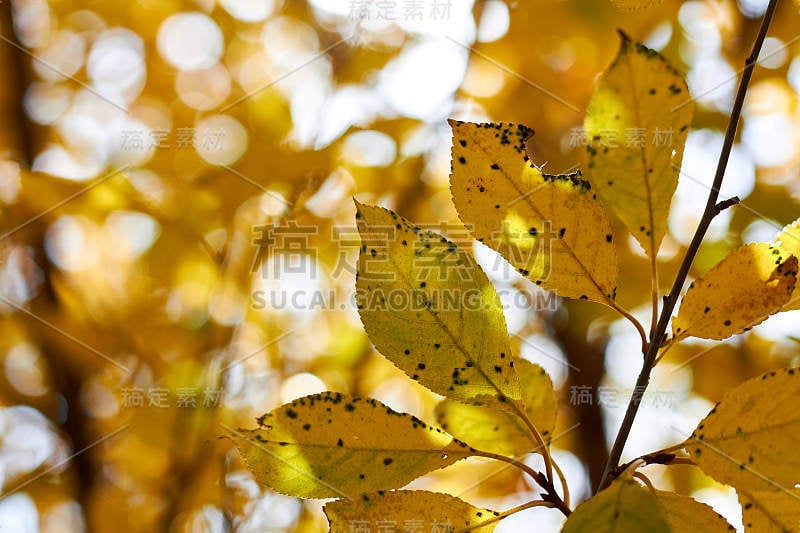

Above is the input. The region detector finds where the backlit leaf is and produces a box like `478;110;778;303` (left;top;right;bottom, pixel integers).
355;201;522;410
434;358;557;456
562;478;670;533
739;488;800;532
774;217;800;310
228;392;475;498
584;31;693;258
324;491;498;533
654;490;734;532
449;120;618;304
672;243;797;340
686;367;800;494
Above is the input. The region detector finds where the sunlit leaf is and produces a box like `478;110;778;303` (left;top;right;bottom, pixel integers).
355;201;522;410
584;31;693;258
324;490;498;533
449;120;618;304
739;488;800;532
672;243;797;340
562;478;670;532
228;392;475;498
774;218;800;310
686;367;800;494
654;490;734;532
434;358;557;456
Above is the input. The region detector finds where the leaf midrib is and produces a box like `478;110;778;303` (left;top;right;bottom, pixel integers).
384;239;517;404
249;435;474;456
621;45;657;259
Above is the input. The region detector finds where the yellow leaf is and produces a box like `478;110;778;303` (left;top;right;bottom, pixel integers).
654;490;735;532
228;392;474;498
355;201;522;410
686;367;800;494
434;358;557;456
672;243;797;340
774;218;800;310
609;0;664;10
562;478;670;533
739;488;800;532
324;490;498;533
449;120;618;304
584;31;693;258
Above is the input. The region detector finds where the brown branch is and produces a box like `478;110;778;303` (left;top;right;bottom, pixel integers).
597;0;780;492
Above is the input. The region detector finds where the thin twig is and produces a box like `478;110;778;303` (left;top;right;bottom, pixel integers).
610;445;696;480
457;500;556;533
552;456;571;509
653;336;677;366
633;471;656;491
472;449;571;516
649;254;659;341
511;401;555;484
597;0;780;492
610;300;648;354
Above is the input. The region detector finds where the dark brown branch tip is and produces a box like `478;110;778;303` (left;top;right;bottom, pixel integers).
715;196;740;214
534;471;572;516
608;452;678;481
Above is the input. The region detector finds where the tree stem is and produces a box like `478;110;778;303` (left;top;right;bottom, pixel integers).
475;449;571;516
596;0;779;493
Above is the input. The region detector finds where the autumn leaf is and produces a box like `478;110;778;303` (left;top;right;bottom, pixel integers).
434;358;557;456
738;488;800;532
774;217;800;310
672;243;797;341
686;367;800;495
654;490;734;532
355;201;522;410
228;392;476;498
324;491;498;533
562;478;670;532
449;120;618;304
584;31;693;259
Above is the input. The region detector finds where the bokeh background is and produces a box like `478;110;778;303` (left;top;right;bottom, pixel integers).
0;0;799;531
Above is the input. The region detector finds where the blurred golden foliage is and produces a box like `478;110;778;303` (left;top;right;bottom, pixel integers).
0;0;799;531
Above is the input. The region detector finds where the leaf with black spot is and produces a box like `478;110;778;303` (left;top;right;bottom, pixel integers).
686;367;800;496
325;491;498;532
672;243;797;341
584;31;693;259
434;358;557;456
738;487;800;532
773;217;800;310
355;201;522;412
653;490;735;532
228;392;476;498
449;120;618;304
